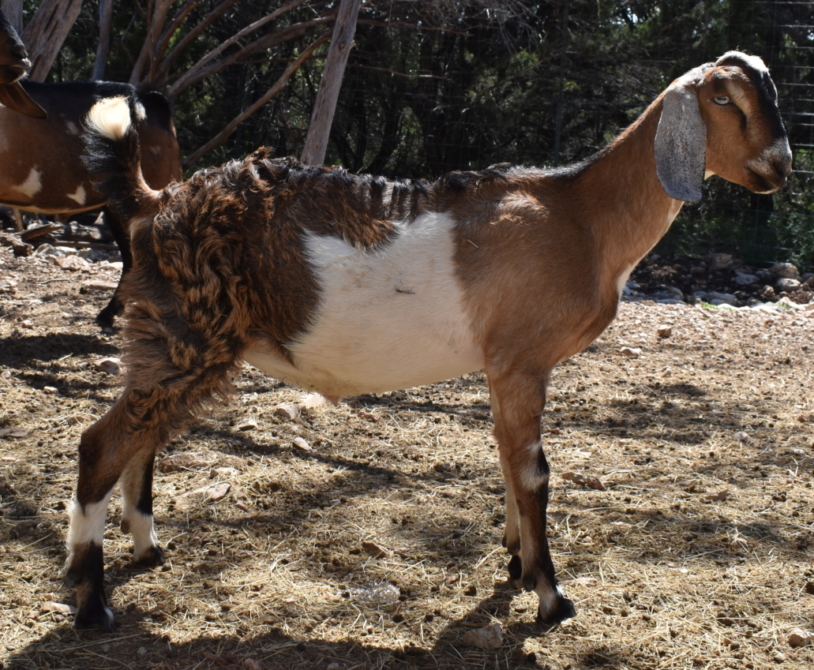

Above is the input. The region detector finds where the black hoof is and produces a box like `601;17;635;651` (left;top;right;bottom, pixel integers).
537;597;576;627
507;554;523;582
133;545;164;568
94;309;115;330
74;598;115;633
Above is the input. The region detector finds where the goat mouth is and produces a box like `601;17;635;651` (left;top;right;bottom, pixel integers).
3;61;29;80
746;167;785;194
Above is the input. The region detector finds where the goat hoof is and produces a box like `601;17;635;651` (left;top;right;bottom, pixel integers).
536;596;576;628
133;545;164;567
74;599;115;633
507;554;522;582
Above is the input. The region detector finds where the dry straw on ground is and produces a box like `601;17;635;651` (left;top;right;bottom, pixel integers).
1;244;813;669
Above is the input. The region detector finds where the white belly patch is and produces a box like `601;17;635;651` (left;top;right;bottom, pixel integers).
243;211;484;397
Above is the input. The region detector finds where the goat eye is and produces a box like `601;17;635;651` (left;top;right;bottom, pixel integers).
713;96;730;105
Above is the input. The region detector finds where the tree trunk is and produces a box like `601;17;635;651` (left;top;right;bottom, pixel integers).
300;0;362;165
21;0;83;82
0;0;23;33
92;0;115;81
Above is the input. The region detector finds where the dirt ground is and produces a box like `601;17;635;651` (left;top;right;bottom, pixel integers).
1;240;814;670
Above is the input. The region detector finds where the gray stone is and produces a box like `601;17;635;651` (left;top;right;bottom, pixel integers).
771;262;799;279
707;291;738;306
776;277;801;292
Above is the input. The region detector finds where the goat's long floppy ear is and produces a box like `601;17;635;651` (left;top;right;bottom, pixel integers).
0;81;47;118
654;75;705;203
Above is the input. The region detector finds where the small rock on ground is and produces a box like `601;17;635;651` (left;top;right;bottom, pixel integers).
461;623;504;649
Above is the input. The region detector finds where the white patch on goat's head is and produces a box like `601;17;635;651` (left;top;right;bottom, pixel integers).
65;120;80;136
9;166;42;198
243;211;484;397
716;51;769;76
134;102;147;121
66;184;86;206
86;96;131;140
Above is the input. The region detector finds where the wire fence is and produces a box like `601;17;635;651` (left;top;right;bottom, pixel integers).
312;0;814;269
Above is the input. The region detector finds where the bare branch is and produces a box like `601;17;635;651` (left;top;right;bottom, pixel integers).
170;0;306;89
21;0;83;81
184;31;331;169
92;0;115;81
168;17;331;97
129;0;173;85
301;0;362;165
154;1;201;65
151;0;241;85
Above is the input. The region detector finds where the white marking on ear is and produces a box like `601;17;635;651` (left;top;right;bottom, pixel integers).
66;184;86;206
122;506;159;560
655;69;707;203
86;96;131;140
134;102;146;121
519;440;549;491
10;167;42;198
66;491;113;559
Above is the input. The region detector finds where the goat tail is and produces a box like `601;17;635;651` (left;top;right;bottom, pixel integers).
83;95;162;228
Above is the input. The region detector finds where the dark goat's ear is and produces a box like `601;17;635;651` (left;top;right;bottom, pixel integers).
0;81;47;118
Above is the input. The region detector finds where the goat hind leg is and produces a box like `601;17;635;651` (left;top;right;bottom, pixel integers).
67;401;143;631
120;452;163;567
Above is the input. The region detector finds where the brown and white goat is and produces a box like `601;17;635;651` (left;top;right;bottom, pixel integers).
0;7;44;118
68;52;791;631
0;81;181;327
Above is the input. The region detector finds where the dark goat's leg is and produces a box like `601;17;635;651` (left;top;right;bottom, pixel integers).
95;208;132;328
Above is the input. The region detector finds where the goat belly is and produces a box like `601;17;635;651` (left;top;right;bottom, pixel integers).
243;211;484;397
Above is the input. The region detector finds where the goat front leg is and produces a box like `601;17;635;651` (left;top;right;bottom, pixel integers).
489;368;575;625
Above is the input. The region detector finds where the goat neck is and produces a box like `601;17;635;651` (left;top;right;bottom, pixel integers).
571;96;682;294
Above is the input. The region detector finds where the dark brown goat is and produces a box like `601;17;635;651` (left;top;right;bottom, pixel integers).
0;83;181;327
68;53;791;631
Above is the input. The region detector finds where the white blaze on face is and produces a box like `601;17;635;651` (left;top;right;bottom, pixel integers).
243;211;484;397
67;184;86;206
10;166;42;198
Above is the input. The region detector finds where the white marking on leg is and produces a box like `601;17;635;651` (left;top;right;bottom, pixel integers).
66;184;86;206
537;582;568;619
122;504;159;560
519;440;549;491
10;167;42;198
66;491;113;562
